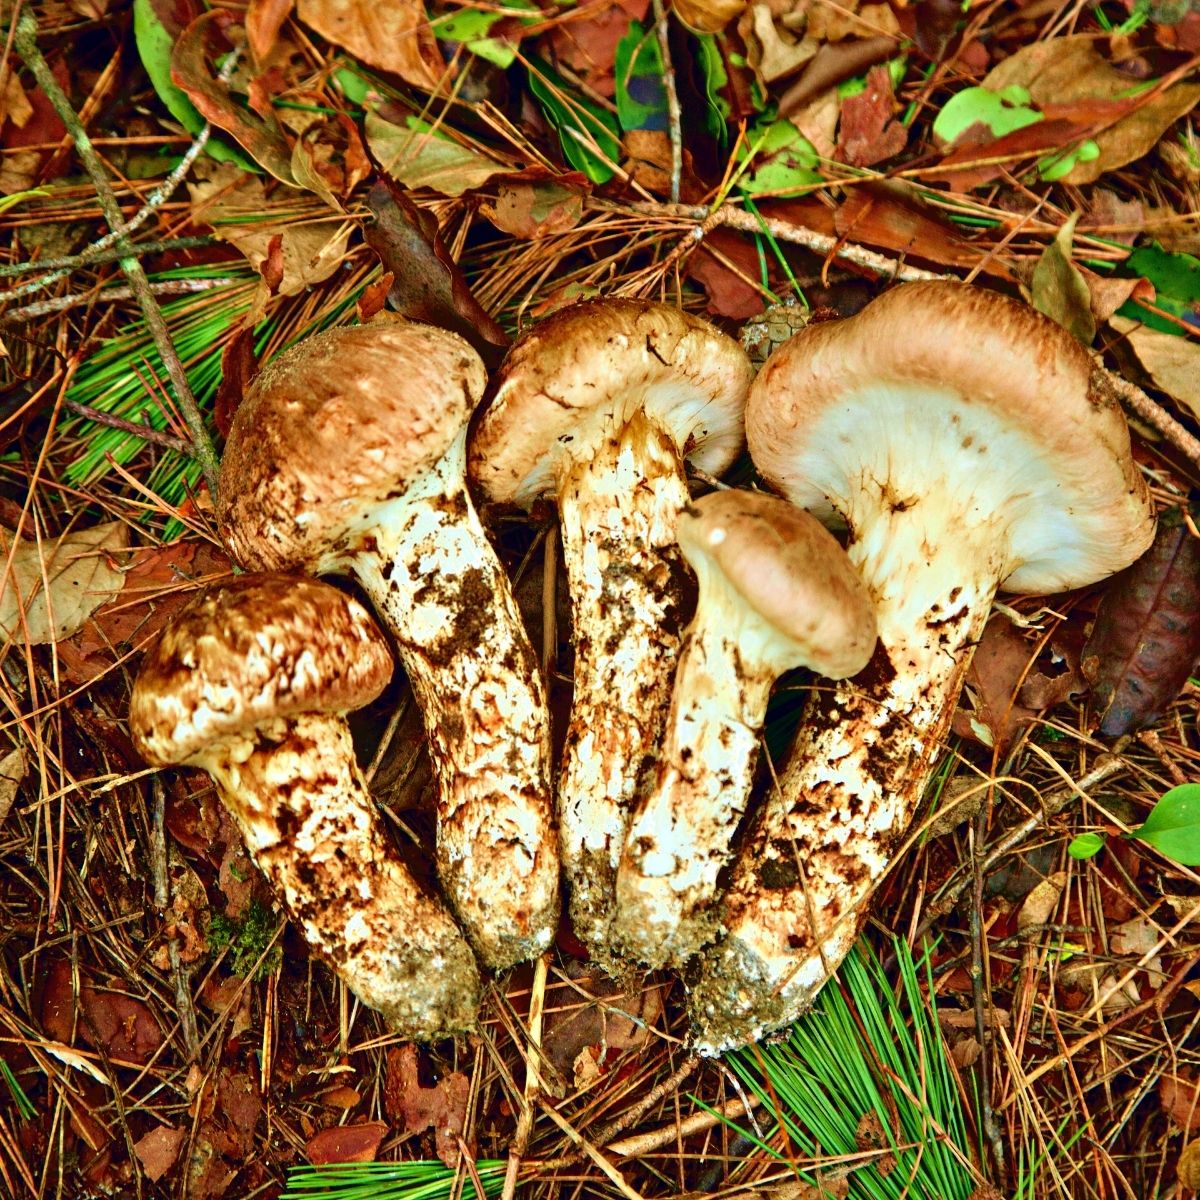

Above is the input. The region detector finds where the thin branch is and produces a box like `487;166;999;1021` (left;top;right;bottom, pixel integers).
650;0;682;205
0;235;215;280
2;277;239;323
1101;365;1200;475
11;12;222;499
61;399;194;454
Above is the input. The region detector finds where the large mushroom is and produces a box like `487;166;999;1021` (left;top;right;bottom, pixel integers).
612;489;876;968
129;574;482;1040
217;321;557;970
469;300;753;957
689;282;1157;1053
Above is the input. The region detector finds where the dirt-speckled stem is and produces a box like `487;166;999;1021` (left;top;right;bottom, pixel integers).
614;608;778;967
689;515;1000;1053
329;431;558;970
556;411;693;959
199;713;482;1040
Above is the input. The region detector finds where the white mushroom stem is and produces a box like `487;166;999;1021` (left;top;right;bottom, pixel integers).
614;587;781;967
690;507;1001;1053
197;712;482;1040
555;409;693;956
323;430;558;970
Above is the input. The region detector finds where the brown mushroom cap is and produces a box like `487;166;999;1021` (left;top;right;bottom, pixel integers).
678;490;877;679
218;322;487;572
130;574;393;766
747;282;1155;594
470;299;753;507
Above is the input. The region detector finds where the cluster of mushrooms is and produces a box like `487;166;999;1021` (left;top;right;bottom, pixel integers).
128;282;1157;1054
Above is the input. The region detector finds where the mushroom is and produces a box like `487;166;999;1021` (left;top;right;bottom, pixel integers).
217;321;557;970
469;300;753;957
129;574;482;1040
612;489;876;968
689;282;1157;1053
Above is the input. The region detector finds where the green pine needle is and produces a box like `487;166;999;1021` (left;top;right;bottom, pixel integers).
281;1159;507;1200
1;1060;35;1121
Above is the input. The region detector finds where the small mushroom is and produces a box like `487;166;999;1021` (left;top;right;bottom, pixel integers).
469;300;753;957
689;282;1157;1053
612;489;876;968
129;574;482;1040
217;322;557;970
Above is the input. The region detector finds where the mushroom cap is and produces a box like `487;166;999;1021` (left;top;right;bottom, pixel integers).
219;321;487;571
469;299;753;507
747;282;1155;595
678;490;877;679
130;574;393;766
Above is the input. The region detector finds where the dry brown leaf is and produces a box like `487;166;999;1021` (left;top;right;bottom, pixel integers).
246;0;295;60
366;110;512;195
1179;1139;1200;1188
686;228;765;319
950;616;1039;751
0;521;128;646
1111;914;1166;988
838;65;907;166
1017;871;1066;934
1110;316;1200;420
671;0;744;33
385;1045;470;1167
306;1122;388;1164
1161;1071;1200;1132
745;3;818;84
0;73;33;129
296;0;445;92
134;1126;186;1183
0;746;25;829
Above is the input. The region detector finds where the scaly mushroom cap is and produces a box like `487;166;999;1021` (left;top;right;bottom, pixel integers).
469;299;752;505
677;490;877;680
747;282;1155;592
131;574;393;766
219;322;487;572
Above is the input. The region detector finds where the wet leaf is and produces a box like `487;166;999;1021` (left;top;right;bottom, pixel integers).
0;522;128;646
1031;213;1095;343
1083;506;1200;736
134;1126;186;1182
385;1045;469;1167
171;13;296;183
364;178;508;366
306;1121;388;1164
365;110;513;195
1109;316;1200;420
1133;784;1200;865
296;0;446;91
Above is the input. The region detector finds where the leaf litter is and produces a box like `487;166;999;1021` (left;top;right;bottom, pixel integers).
3;0;1200;1196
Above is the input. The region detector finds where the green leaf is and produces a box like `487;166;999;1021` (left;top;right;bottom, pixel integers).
695;34;730;143
132;0;253;169
1037;138;1099;182
526;57;620;183
735;118;820;198
932;84;1042;144
1118;242;1200;334
1067;832;1106;860
1031;213;1095;343
1131;783;1200;864
614;22;667;132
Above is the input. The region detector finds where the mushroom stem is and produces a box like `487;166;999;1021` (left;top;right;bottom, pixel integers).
329;431;558;969
614;601;778;966
690;511;999;1053
556;409;693;955
198;712;482;1040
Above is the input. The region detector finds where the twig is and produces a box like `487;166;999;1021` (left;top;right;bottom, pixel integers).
606;1089;755;1158
501;952;550;1200
600;199;951;284
649;0;682;204
12;12;222;500
2;277;239;323
61;400;194;454
1100;365;1200;475
0;235;215;281
538;1100;648;1200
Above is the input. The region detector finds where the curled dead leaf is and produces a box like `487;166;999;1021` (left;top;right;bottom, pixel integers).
671;0;744;33
0;745;25;829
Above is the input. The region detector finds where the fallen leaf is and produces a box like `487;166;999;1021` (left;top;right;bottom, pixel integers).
744;3;818;85
1180;1139;1200;1188
0;522;128;645
296;0;445;92
950;616;1039;752
0;73;33;129
1111;913;1167;988
686;227;766;319
671;0;743;33
364;178;508;367
1161;1071;1200;1132
214;324;259;439
306;1121;388;1164
1110;316;1200;421
479;177;586;239
1017;871;1066;933
171;12;296;184
291;111;371;205
80;985;164;1065
547;0;649;98
246;0;295;60
385;1045;470;1168
1082;506;1200;737
1031;213;1095;343
837;65;907;167
134;1125;186;1183
778;37;895;118
366;110;513;195
0;746;25;828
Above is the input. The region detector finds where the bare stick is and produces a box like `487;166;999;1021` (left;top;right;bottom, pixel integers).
1101;366;1200;474
3;277;239;323
606;1090;756;1158
61;400;194;454
12;12;221;500
649;0;682;204
0;236;214;281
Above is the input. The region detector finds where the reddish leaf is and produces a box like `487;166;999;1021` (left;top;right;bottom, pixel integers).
80;985;164;1065
951;616;1039;752
686;227;765;319
1160;1071;1200;1132
306;1121;388;1164
364;178;508;368
134;1126;186;1183
171;12;297;183
214;325;260;438
547;0;650;97
837;66;908;167
246;0;295;60
357;271;394;322
1084;506;1200;737
779;38;895;117
385;1045;470;1167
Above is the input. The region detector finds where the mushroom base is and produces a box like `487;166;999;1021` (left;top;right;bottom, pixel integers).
690;515;1000;1053
201;712;483;1040
556;409;693;962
